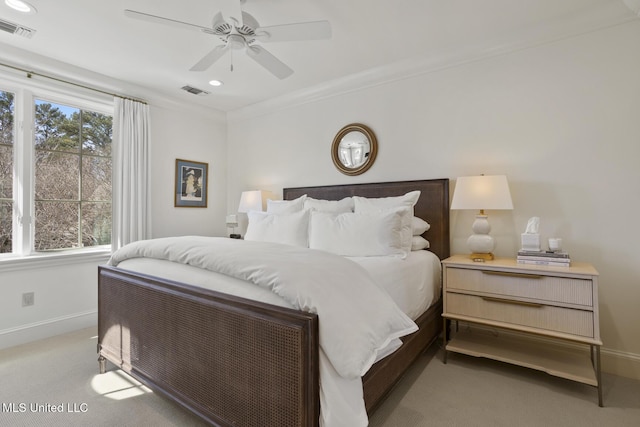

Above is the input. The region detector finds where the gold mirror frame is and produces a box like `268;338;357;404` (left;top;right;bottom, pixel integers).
331;123;378;176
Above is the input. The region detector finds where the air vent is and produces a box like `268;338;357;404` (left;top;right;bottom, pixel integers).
0;18;36;38
181;85;210;96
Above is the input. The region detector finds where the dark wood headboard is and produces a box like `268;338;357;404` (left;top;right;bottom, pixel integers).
283;179;450;260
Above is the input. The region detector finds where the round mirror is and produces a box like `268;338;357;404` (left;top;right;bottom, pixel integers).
331;123;378;176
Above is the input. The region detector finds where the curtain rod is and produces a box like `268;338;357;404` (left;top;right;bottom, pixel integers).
0;62;148;105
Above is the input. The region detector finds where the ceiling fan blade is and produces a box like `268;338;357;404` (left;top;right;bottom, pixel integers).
256;20;331;43
124;9;215;35
246;46;293;79
190;45;229;71
218;0;244;27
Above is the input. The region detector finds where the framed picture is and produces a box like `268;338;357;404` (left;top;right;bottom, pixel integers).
175;159;208;208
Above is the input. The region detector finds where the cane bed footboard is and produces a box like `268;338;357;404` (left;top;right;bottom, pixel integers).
98;266;319;427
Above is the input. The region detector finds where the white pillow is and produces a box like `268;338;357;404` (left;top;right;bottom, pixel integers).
245;209;309;247
266;194;307;214
411;236;430;251
352;190;420;212
309;209;408;257
304;196;354;213
353;191;420;253
412;216;431;236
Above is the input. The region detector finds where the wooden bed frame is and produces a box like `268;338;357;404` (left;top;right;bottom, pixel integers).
97;178;449;426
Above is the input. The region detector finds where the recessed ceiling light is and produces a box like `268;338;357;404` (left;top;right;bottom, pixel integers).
208;80;223;87
5;0;37;14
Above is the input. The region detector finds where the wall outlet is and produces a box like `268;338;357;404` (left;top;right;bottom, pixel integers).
22;292;34;307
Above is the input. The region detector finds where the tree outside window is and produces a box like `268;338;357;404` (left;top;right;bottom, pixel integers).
34;99;112;251
0;90;13;253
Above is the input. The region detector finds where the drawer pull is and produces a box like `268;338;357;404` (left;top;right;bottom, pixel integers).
482;296;543;308
483;271;543;279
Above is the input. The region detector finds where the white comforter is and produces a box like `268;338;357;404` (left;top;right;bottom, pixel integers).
108;236;418;426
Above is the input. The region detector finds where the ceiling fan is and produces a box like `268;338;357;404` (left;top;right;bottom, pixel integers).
124;0;332;79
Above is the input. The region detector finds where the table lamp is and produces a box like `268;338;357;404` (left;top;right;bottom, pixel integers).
451;175;513;261
235;190;269;238
238;190;268;213
225;214;239;238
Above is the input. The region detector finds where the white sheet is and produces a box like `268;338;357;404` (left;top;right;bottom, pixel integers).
110;239;440;427
348;250;442;321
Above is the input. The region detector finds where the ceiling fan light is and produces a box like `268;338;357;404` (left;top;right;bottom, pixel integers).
5;0;37;14
227;34;245;50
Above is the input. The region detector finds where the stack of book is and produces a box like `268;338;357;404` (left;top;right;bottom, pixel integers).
517;250;571;266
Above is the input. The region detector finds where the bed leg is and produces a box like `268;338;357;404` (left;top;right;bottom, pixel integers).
98;355;107;374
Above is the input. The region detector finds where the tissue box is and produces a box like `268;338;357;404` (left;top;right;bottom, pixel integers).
521;233;541;252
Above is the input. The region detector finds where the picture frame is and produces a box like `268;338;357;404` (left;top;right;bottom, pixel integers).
175;159;208;208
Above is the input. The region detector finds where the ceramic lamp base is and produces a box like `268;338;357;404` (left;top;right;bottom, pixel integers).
466;214;496;261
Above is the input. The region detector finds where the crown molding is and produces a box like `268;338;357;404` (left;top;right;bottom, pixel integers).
623;0;640;15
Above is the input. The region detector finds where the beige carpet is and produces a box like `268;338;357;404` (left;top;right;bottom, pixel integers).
1;327;639;426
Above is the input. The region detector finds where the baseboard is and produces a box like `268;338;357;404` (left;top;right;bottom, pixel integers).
0;310;97;350
601;348;640;381
449;322;640;381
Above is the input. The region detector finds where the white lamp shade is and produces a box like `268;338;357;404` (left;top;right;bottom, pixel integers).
238;190;268;213
451;175;513;211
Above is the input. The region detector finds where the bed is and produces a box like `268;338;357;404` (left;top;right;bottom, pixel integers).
97;178;450;426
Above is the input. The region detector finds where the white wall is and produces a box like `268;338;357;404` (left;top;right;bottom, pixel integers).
0;257;105;349
148;104;227;239
226;21;640;379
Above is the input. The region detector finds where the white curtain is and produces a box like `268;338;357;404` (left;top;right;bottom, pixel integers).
112;98;151;251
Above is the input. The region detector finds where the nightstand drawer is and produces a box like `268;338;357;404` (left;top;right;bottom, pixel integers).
446;292;595;337
446;267;593;307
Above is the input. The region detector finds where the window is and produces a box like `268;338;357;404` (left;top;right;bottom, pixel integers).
34;99;112;251
0;90;13;253
0;82;113;256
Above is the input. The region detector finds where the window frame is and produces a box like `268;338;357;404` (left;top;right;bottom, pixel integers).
0;70;114;267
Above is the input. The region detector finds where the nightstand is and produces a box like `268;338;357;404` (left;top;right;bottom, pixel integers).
442;255;603;406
